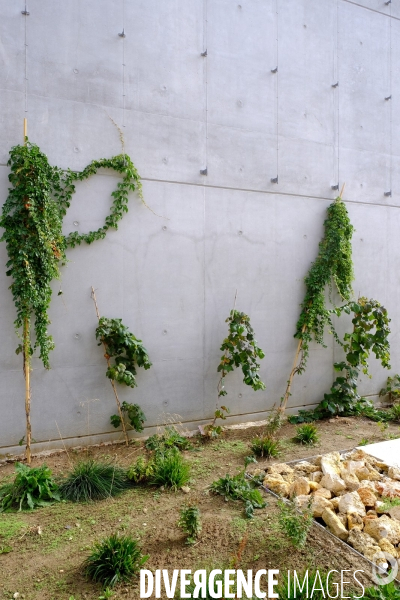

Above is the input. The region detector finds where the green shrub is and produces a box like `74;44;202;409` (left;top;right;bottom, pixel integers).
59;460;129;502
250;435;281;458
178;503;202;545
0;462;60;512
277;498;313;549
127;456;154;484
294;423;320;446
211;471;266;518
390;403;400;422
150;448;190;490
145;426;192;453
83;533;148;588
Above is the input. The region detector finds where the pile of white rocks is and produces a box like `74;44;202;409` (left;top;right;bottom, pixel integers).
248;449;400;567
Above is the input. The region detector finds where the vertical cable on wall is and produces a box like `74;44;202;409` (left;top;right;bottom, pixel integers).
332;0;340;191
271;0;279;184
22;2;29;120
118;0;126;129
385;3;393;197
200;0;208;176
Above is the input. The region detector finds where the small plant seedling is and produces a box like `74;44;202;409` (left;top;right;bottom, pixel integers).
83;534;148;588
379;374;400;404
150;448;191;490
127;456;154;484
244;455;258;468
277;498;313;549
0;462;60;512
145;426;192;453
59;460;129;502
178;503;202;545
294;423;320;446
211;471;266;519
99;588;115;599
359;438;369;446
250;435;281;458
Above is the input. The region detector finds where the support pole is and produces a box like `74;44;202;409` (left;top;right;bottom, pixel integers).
91;287;129;446
23;117;31;464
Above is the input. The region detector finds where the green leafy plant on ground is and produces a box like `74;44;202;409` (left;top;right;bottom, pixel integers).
110;402;146;433
178;503;202;545
145;426;192;453
127;456;154;484
150;448;191;490
277;498;313;549
210;471;266;519
83;533;148;588
379;374;400;404
59;460;129;502
205;309;265;438
0;462;60;512
294;423;320;446
380;496;400;512
319;298;391;416
250;435;281;458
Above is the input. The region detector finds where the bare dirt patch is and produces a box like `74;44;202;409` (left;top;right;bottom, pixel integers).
0;416;399;599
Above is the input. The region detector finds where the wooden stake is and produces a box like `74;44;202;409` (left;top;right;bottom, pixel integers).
280;328;305;413
23;118;32;464
91;287;129;446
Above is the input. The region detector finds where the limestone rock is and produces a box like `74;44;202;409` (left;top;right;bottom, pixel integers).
341;470;360;492
375;480;400;498
355;466;371;481
330;497;340;510
314;487;332;500
376;462;389;472
339;492;366;517
310;495;333;518
294;461;320;474
365;465;382;482
320;473;346;494
367;510;378;516
378;538;398;558
322;508;349;541
289;477;310;498
357;487;377;507
267;463;294;476
375;501;387;514
337;513;347;527
349;449;369;461
321;452;342;476
263;475;290;497
388;467;400;481
343;460;365;474
363;514;378;526
293;495;312;511
310;471;323;483
364;514;400;544
347;529;384;564
309;481;320;492
389;506;400;522
348;513;364;531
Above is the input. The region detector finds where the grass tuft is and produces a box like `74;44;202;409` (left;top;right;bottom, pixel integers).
150;448;190;490
250;435;281;458
294;423;320;446
59;460;129;502
83;533;148;588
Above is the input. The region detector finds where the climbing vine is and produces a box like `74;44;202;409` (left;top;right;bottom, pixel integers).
319;297;391;415
295;196;354;371
95;317;151;432
0;139;142;459
280;194;354;413
204;310;265;438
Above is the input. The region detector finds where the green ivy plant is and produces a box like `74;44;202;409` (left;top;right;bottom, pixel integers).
319;298;391;415
0;139;142;459
95;317;151;432
203;310;265;438
280;194;354;413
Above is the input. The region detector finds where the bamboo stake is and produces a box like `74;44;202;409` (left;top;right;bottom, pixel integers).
90;287;129;446
23;118;32;464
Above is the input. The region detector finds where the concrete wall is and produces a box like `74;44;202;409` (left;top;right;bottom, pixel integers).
1;0;399;453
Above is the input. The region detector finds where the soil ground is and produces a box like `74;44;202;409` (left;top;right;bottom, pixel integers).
1;416;399;600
